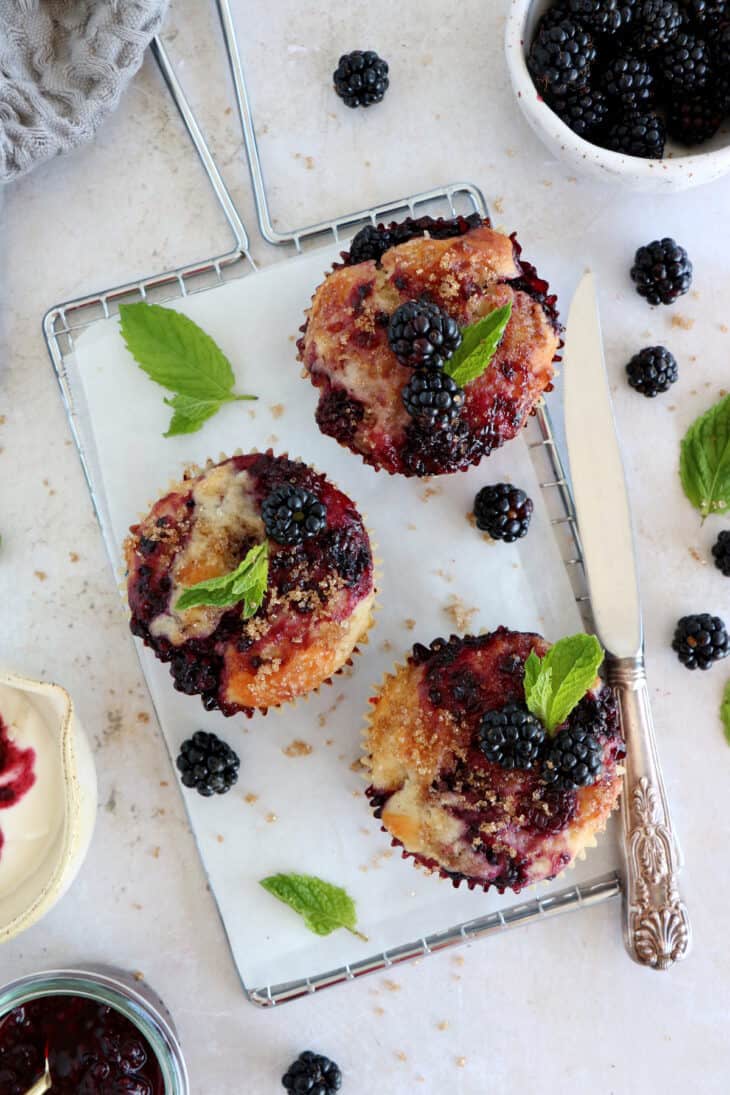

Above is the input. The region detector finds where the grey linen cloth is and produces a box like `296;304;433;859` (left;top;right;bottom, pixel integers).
0;0;168;183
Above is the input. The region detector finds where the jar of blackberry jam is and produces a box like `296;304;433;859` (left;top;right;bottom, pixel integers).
0;968;189;1094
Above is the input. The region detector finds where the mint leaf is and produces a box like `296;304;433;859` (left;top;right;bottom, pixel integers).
680;393;730;520
119;301;256;435
721;681;730;747
175;541;268;616
444;303;512;388
523;633;604;735
260;873;367;941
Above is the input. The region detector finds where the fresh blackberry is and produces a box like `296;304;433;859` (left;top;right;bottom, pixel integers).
478;703;546;770
527;19;597;99
606;110;666;157
282;1051;342;1094
388;300;462;369
568;0;634;33
625;345;678;395
631;238;692;304
660;32;713;92
711;531;730;577
333;50;389;108
537;2;573;33
402;370;465;425
713;23;730;69
687;0;728;28
553;86;611;137
262;484;327;546
633;0;682;51
667;92;724;144
543;726;603;789
347;224;391;264
176;731;240;797
473;483;534;542
603;54;655;107
672;613;730;669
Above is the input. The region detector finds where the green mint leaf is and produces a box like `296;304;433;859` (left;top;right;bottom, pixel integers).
163;393;228;436
523;633;604;735
175;541;269;615
444;302;512;388
260;873;367;941
680;393;730;520
721;681;730;747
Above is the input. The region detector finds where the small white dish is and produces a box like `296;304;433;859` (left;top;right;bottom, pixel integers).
0;670;97;942
505;0;730;192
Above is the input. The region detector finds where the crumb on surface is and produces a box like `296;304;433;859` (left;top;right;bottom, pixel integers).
244;792;259;805
216;834;224;843
670;314;694;330
395;1051;407;1063
265;812;278;823
421;486;441;502
492;197;504;214
404;618;416;631
381;639;393;652
456;1057;467;1068
688;547;706;565
34;570;47;581
383;979;401;992
444;594;479;632
137;711;150;723
270;403;285;418
373;1006;385;1016
282;739;313;758
133;971;145;982
437;1020;450;1031
69;552;79;562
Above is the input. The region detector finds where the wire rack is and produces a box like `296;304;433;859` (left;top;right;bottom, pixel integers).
42;33;621;1007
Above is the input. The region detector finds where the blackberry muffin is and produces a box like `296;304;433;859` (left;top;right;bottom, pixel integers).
125;453;375;716
297;215;560;476
364;628;624;892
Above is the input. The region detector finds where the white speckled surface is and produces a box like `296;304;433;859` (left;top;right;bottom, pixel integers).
1;1;729;1091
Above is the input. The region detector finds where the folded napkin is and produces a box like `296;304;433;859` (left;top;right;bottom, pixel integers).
0;0;168;183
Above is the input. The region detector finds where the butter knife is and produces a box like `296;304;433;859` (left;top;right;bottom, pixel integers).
563;271;691;970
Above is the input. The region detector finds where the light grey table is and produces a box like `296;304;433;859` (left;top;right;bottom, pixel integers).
1;1;729;1091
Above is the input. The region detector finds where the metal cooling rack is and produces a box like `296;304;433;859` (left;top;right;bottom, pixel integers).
43;31;621;1007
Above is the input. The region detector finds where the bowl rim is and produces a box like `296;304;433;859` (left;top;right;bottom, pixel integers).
0;671;97;942
504;0;730;176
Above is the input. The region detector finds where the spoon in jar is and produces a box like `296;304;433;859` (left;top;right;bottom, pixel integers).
22;1051;52;1095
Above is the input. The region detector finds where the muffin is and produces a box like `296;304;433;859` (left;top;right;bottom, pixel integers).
297;215;560;476
125;452;375;716
364;628;624;892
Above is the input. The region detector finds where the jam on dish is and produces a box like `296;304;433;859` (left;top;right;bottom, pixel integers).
365;628;625;892
0;994;164;1094
298;215;560;477
0;714;36;863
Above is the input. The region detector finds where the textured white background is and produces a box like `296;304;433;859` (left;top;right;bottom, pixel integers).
1;1;729;1092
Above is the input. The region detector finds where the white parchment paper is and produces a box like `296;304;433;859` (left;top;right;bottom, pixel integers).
69;244;619;990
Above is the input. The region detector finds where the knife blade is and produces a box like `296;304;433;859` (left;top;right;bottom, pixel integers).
563;271;690;970
563;271;642;658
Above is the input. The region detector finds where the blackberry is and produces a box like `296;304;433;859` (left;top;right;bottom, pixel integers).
713;23;730;69
687;0;728;28
402;370;465;425
606;110;666;157
633;0;682;51
712;531;730;577
473;483;534;542
333;50;389;108
567;0;634;33
478;703;546;770
603;55;655;107
537;3;574;33
176;731;240;797
553;86;610;137
543;726;603;789
625;345;678;395
527;19;597;99
282;1051;342;1094
262;484;327;546
388;300;462;369
347;224;391;264
667;92;724;144
660;32;713;92
673;613;730;669
631;238;692;304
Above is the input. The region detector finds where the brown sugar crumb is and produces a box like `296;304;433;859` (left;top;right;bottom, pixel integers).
404;618;416;631
159;781;169;788
282;739;313;758
455;1057;467;1069
350;757;364;773
34;570;47;581
373;1006;385;1016
421;485;442;502
436;1020;450;1031
670;314;694;331
216;834;224;843
433;568;454;583
150;846;160;859
452;955;465;966
133;971;145;982
383;979;401;992
467;511;477;528
269;403;285;419
395;1051;407;1063
265;812;278;823
137;712;150;723
689;546;706;565
69;552;80;563
244;792;259;805
445;595;479;632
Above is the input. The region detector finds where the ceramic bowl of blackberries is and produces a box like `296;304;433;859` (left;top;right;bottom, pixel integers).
505;0;730;190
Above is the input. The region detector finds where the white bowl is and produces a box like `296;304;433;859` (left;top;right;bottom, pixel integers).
0;671;97;942
505;0;730;191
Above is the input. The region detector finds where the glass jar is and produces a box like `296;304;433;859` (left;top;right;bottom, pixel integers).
0;966;189;1094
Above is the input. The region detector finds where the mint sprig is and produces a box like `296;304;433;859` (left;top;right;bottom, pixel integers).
260;873;367;941
523;633;604;735
119;301;257;436
175;541;269;616
721;680;730;747
680;393;730;520
443;302;512;388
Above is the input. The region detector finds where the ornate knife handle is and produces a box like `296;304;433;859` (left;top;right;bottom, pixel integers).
605;655;691;970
